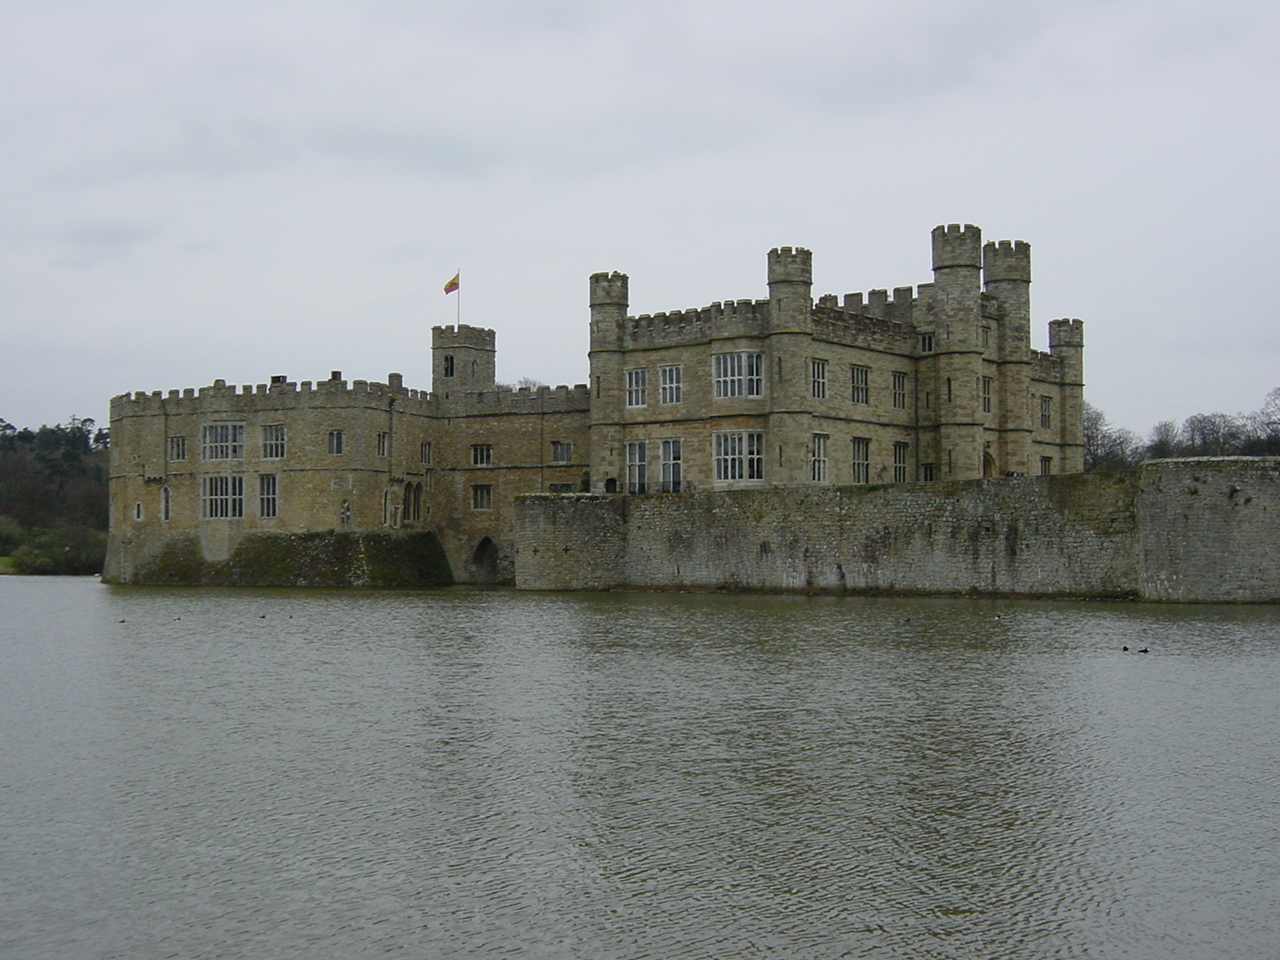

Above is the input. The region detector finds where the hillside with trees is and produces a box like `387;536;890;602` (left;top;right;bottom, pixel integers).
0;417;109;574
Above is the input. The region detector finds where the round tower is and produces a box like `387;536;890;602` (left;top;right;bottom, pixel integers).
589;272;628;351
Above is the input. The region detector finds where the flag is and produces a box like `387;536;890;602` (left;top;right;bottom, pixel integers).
443;273;460;294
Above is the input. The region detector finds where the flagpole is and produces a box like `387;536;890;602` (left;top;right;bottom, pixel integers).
456;268;460;325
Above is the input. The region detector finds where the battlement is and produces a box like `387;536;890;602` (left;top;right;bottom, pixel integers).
983;240;1031;283
432;324;495;350
589;271;629;307
110;372;433;417
931;223;983;270
607;299;771;349
434;383;591;416
1048;318;1085;348
767;246;813;284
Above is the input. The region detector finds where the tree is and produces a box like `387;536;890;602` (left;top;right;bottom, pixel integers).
1083;402;1142;472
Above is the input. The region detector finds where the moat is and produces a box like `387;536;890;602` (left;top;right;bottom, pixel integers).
3;577;1278;959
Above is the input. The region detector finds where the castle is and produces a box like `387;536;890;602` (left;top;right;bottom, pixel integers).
105;224;1084;586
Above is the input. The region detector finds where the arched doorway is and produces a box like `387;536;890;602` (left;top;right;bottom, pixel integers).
983;452;996;478
472;536;500;583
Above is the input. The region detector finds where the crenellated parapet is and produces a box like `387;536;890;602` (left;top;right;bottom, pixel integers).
931;223;983;270
1049;318;1085;349
434;383;591;416
983;239;1031;283
610;299;771;349
110;373;437;419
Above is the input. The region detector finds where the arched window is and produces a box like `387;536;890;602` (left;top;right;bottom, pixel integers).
162;487;171;521
340;499;351;525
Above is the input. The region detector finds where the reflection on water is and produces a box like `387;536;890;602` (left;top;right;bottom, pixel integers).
2;577;1279;959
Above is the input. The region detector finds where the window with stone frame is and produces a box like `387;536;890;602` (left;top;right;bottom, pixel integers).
471;444;492;466
982;377;994;414
713;352;764;398
626;440;647;494
201;475;244;519
811;360;827;400
851;437;870;484
660;438;682;492
892;372;908;410
893;442;909;482
851;365;870;404
201;423;244;460
167;436;187;461
471;484;493;510
420;440;432;465
1040;456;1053;476
376;432;390;457
261;424;286;459
1040;396;1053;429
551;441;572;463
714;432;764;481
259;474;278;518
810;433;828;482
659;365;682;404
626;368;647;407
327;430;344;455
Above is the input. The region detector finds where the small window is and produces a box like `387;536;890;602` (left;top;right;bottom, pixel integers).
920;333;934;354
328;430;344;455
892;372;907;410
420;440;433;465
851;438;870;484
161;486;171;521
810;433;828;482
133;501;143;521
626;368;647;407
259;474;278;518
659;365;682;404
443;355;455;378
811;360;827;400
551;441;572;463
261;424;286;459
921;463;936;481
982;326;991;348
167;436;187;461
1040;456;1053;476
472;484;493;510
982;377;993;414
893;442;909;483
1040;396;1053;429
471;444;492;466
851;365;869;404
376;432;390;457
340;499;352;525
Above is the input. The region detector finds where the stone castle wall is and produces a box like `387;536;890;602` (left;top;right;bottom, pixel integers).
515;459;1280;603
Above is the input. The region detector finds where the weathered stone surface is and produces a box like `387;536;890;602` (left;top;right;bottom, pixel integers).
516;459;1280;603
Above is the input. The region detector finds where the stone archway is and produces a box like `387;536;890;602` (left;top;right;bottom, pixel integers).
471;536;500;583
983;452;996;478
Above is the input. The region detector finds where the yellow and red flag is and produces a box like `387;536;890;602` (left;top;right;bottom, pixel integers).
443;273;460;294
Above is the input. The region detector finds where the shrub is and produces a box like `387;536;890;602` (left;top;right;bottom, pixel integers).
11;526;108;575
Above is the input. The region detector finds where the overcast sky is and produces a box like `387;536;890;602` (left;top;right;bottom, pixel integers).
2;0;1277;436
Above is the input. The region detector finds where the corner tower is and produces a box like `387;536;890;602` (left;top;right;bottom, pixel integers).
931;224;985;479
587;271;630;493
984;239;1033;475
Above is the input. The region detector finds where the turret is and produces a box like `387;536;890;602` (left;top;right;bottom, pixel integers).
767;247;813;332
589;271;628;351
984;239;1033;474
1049;319;1085;473
432;324;496;395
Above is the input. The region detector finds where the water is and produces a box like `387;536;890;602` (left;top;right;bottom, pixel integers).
2;576;1279;960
